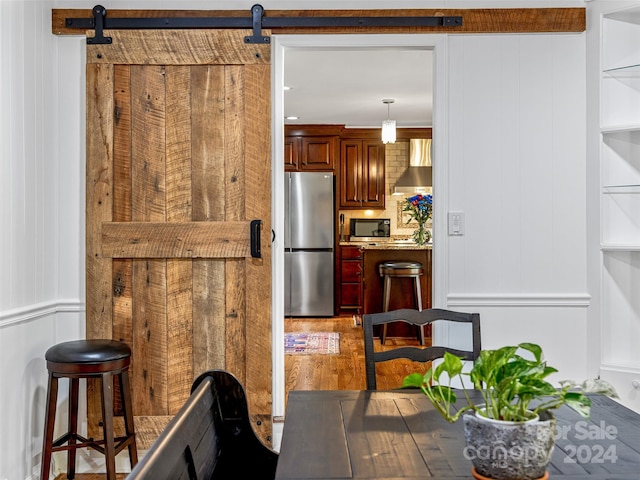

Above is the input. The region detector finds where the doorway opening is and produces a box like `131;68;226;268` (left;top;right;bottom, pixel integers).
271;34;448;446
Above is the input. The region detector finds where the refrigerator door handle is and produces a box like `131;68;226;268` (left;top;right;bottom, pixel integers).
250;219;262;258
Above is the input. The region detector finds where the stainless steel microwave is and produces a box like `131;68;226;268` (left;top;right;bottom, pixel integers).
349;218;391;239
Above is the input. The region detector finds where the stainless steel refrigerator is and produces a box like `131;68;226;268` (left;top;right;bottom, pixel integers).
284;172;334;317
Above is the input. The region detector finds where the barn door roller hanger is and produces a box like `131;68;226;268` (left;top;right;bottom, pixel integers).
67;4;463;45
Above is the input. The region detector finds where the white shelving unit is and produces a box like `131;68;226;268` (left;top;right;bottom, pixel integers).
599;4;640;407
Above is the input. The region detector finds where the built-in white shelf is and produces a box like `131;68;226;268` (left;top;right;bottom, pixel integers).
602;244;640;252
604;5;640;24
603;63;640;74
602;184;640;192
601;124;640;134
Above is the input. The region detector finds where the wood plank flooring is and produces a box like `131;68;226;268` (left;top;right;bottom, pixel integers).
284;314;430;393
54;315;430;480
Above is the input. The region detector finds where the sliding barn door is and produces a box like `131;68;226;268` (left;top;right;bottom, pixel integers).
85;29;272;446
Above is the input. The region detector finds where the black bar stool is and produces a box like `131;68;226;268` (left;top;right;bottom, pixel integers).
40;339;138;480
378;261;424;345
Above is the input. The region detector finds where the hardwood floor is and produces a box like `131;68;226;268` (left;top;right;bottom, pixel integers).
284;314;430;394
54;315;430;480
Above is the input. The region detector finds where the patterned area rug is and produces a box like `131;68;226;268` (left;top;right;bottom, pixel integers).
284;332;340;355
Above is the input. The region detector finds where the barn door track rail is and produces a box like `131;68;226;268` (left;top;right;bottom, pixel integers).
65;4;463;45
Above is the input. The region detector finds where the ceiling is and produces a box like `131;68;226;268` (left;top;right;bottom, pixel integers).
283;47;433;128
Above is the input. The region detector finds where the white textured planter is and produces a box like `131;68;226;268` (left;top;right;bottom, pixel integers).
463;410;556;480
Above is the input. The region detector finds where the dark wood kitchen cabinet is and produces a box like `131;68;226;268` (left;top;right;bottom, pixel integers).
284;126;340;172
284;136;300;171
285;135;336;172
339;139;385;209
300;136;337;170
338;245;363;313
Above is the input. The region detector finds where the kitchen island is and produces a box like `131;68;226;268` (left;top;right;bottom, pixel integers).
358;244;432;314
362;244;431;340
338;241;432;339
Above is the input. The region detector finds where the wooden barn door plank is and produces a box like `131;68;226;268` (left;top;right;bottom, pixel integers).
223;65;248;383
244;63;272;431
130;64;168;416
192;64;227;377
165;65;194;415
86;63;115;435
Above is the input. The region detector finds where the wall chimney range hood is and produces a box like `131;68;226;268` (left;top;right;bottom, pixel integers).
393;139;432;194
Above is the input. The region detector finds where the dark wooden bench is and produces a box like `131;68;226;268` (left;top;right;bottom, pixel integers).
126;370;278;480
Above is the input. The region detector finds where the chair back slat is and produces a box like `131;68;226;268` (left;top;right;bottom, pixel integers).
363;308;481;390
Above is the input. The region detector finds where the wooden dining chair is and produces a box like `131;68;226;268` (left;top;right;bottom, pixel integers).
363;308;481;390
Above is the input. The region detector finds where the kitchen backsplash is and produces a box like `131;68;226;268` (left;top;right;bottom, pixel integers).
339;141;433;239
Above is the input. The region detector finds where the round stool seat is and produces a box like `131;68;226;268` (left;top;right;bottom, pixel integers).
46;339;131;364
379;261;423;277
45;339;131;375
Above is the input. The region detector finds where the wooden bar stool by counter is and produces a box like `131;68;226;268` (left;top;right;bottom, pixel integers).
379;261;424;345
40;339;138;480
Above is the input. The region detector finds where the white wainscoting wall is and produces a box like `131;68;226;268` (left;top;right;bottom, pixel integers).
1;1;85;479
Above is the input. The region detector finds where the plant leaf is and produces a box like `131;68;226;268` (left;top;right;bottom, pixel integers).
402;372;426;389
518;342;543;362
432;385;457;404
564;392;592;418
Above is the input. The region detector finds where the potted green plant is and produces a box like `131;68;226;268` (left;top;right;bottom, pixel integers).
403;342;618;480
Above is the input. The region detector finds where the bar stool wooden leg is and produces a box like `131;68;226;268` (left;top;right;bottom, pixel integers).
119;370;138;466
68;378;80;479
414;276;424;345
41;373;58;480
100;372;117;480
381;275;392;344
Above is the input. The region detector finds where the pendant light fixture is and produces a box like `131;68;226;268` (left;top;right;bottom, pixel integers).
381;99;396;144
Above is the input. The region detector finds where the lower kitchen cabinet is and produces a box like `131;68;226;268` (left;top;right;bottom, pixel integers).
338;246;363;313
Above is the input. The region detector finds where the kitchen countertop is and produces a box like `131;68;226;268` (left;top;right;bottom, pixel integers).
339;240;432;250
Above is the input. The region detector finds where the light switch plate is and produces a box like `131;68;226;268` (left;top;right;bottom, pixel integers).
448;212;464;235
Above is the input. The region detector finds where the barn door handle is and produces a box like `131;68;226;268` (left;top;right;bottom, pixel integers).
250;220;262;258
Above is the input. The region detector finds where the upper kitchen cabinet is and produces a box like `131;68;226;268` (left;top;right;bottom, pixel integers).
284;125;340;172
284;136;300;171
301;136;337;170
340;138;385;209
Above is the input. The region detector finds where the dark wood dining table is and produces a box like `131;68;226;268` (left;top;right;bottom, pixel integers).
275;389;640;479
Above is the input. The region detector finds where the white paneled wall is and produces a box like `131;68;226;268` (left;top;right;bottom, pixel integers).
447;34;587;296
445;34;591;382
0;1;85;479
